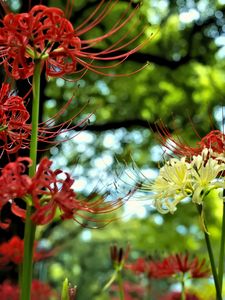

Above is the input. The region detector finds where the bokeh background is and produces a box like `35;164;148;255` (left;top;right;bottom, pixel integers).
1;0;225;299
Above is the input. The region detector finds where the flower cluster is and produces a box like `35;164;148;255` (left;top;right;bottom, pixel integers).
0;156;130;227
0;1;149;299
0;2;148;80
138;146;225;214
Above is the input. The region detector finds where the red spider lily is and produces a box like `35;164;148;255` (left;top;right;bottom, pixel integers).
126;253;210;279
160;291;200;300
126;257;173;278
0;83;30;154
30;157;131;226
0;82;90;154
0;2;149;80
0;157;134;227
125;257;148;274
173;253;210;278
0;236;54;265
198;130;225;154
155;122;225;158
151;253;210;279
29;157;79;224
149;258;177;279
0;280;57;300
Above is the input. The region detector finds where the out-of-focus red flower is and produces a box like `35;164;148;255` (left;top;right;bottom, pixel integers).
126;256;174;278
126;253;210;279
0;281;20;300
126;257;148;274
0;83;30;154
155;122;225;158
0;236;54;265
160;291;200;300
0;236;23;265
0;280;57;300
0;2;148;79
173;253;210;278
151;253;210;279
111;281;145;300
30;280;58;300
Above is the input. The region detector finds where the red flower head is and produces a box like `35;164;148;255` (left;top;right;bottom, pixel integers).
0;82;90;155
172;253;210;278
198;130;225;154
0;83;30;154
0;2;149;79
155;122;225;159
152;253;210;279
0;236;54;265
126;253;210;280
126;256;174;279
126;257;148;274
30;157;130;226
0;156;134;227
30;157;78;224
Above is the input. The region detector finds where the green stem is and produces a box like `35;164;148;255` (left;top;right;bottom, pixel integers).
181;273;186;300
29;59;42;176
196;204;222;300
117;271;125;300
218;194;225;292
20;60;42;300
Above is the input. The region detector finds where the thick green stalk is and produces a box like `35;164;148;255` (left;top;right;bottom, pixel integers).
218;194;225;292
196;204;222;300
181;273;186;300
117;271;125;300
20;60;42;300
28;59;42;176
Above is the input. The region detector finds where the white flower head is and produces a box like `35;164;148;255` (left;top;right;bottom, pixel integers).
151;157;191;213
150;149;225;214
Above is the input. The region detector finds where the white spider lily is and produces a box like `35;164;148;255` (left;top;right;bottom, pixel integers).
190;155;225;204
143;150;225;214
151;157;191;213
